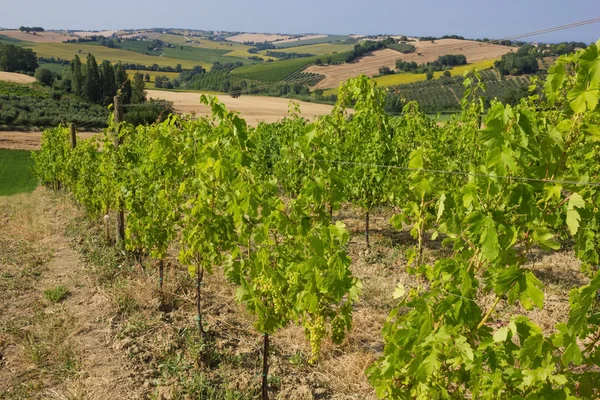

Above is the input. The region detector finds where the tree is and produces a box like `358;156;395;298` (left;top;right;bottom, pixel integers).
131;72;146;104
144;73;150;82
121;79;132;105
100;60;116;105
175;64;182;73
443;70;452;78
69;55;84;97
84;54;102;104
0;44;38;73
379;66;393;75
315;58;323;66
426;69;434;80
34;67;54;86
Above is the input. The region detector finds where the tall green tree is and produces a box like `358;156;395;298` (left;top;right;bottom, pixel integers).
84;54;102;104
131;72;146;104
70;55;84;97
100;60;116;105
114;62;131;104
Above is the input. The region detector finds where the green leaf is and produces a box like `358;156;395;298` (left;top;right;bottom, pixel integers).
568;86;599;114
568;270;600;337
480;215;499;262
393;283;406;299
532;227;560;250
566;193;585;235
493;326;509;343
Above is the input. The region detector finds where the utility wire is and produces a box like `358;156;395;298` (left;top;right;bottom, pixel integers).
303;158;600;187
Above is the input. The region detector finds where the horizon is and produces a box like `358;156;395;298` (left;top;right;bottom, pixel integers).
1;0;599;43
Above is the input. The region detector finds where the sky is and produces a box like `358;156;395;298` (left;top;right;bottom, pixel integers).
1;0;598;43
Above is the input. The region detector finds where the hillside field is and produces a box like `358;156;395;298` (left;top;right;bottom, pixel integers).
0;30;70;43
231;51;351;81
306;39;512;89
146;89;334;124
28;42;210;69
0;71;36;84
269;42;356;55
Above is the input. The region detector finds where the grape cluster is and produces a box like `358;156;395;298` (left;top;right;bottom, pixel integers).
306;315;326;363
331;314;346;344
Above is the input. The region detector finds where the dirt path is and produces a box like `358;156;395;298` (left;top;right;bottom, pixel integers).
0;131;99;150
0;190;143;399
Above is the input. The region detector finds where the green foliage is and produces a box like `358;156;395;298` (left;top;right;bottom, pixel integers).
43;286;70;303
34;67;54;86
31;39;600;398
367;41;600;399
0;43;38;72
0;94;108;128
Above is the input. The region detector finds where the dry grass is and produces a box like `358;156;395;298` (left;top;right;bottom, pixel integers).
227;33;292;43
146;89;334;126
0;30;70;43
0;71;36;84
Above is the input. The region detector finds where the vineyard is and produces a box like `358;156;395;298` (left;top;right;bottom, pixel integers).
386;42;416;54
24;40;600;399
283;70;326;86
385;69;534;113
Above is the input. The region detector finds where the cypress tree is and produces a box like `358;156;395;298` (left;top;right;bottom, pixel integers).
84;54;102;104
70;55;84;97
100;60;116;105
131;72;146;104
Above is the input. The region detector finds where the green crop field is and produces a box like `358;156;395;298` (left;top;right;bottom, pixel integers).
111;41;252;65
231;51;351;81
162;45;251;64
127;70;180;88
271;43;356;55
38;61;67;75
0;149;37;196
27;42;209;69
373;59;498;86
273;35;355;48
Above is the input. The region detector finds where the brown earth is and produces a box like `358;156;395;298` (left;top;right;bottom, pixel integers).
0;71;36;84
306;39;514;89
0;131;98;151
147;89;334;125
0;30;70;43
0;189;144;399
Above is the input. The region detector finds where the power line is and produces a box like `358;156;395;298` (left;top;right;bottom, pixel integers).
306;158;600;187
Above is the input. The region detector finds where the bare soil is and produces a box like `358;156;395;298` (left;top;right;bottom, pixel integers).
147;89;334;126
305;39;514;89
0;131;98;151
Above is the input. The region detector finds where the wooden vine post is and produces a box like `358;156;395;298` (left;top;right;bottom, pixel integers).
113;95;126;244
69;123;77;150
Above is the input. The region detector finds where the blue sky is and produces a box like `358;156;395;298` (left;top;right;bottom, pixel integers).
1;0;598;43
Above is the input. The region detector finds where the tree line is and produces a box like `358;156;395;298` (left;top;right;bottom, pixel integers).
0;44;38;73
